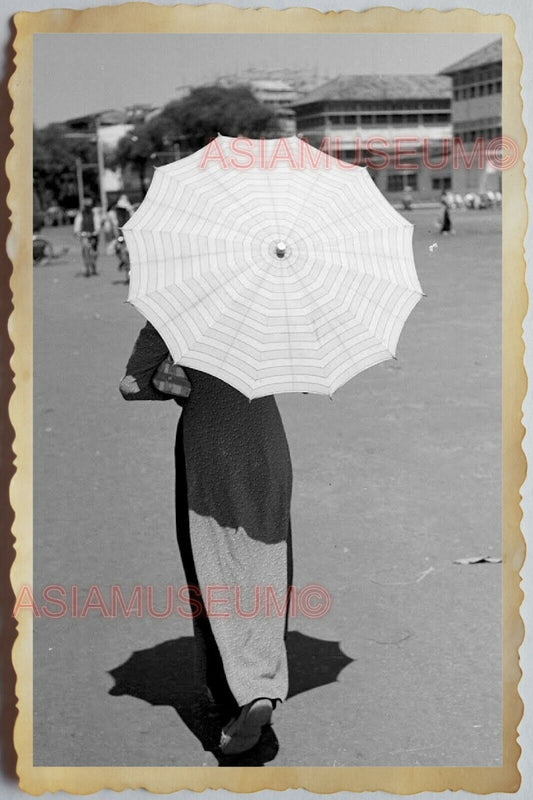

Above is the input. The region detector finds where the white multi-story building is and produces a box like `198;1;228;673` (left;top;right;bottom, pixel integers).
247;79;298;133
293;74;453;200
440;39;502;194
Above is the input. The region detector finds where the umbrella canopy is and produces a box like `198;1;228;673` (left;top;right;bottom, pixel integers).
124;134;423;399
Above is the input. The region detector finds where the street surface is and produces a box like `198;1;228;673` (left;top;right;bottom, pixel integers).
31;208;502;767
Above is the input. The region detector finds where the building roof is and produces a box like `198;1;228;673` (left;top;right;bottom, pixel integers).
65;109;127;128
64;106;156;129
250;79;295;92
292;74;452;106
440;38;502;74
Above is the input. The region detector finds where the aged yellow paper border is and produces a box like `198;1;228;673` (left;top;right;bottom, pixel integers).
7;3;526;794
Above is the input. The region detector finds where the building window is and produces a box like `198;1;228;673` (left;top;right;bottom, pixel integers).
344;115;357;125
374;114;389;125
432;176;452;190
360;115;373;126
469;86;476;98
422;113;449;125
391;114;406;126
496;80;502;92
387;173;418;192
478;84;486;96
387;174;404;192
487;83;494;95
340;149;357;163
297;116;324;129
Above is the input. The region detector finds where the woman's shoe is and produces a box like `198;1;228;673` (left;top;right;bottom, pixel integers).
218;698;274;755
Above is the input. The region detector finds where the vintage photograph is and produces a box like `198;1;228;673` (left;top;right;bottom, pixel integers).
7;6;526;793
28;28;506;768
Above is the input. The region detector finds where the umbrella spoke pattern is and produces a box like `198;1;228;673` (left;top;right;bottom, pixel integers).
124;134;423;398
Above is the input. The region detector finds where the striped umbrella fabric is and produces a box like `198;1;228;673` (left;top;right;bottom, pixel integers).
124;134;423;399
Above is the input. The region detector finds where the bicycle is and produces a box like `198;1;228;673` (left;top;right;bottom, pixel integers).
79;231;99;276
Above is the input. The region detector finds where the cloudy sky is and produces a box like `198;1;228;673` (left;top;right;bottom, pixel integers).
34;33;500;127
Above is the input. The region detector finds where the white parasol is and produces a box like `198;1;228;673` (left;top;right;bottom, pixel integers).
124;134;423;399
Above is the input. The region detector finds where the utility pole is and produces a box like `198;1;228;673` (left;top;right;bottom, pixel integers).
95;116;107;213
75;157;85;207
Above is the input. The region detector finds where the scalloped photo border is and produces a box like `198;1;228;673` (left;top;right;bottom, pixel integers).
6;3;527;794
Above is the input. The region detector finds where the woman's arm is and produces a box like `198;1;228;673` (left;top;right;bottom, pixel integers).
119;322;173;401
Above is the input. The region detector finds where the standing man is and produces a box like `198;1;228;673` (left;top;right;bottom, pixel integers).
73;196;103;276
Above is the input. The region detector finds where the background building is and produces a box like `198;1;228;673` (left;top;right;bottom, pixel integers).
440;38;502;195
212;68;329;134
246;79;298;133
64;104;156;151
292;74;453;201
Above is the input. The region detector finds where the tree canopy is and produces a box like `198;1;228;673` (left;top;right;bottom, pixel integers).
113;84;280;193
33;124;100;209
33;84;281;205
157;84;280;151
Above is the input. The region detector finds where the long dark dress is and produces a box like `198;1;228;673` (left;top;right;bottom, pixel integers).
440;202;452;233
121;323;294;708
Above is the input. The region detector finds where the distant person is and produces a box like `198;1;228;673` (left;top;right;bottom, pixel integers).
401;185;413;211
73;196;103;276
109;194;134;235
108;195;134;278
439;191;453;235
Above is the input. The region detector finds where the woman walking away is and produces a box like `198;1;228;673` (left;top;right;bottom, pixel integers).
439;191;454;235
120;321;294;756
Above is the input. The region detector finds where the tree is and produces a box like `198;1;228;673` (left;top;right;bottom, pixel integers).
158;84;280;152
33;124;99;209
112;84;280;190
111;120;165;196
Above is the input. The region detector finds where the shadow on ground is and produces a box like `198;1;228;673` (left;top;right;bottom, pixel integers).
108;630;354;766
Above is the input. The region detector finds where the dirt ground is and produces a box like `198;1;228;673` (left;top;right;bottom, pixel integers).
31;207;502;767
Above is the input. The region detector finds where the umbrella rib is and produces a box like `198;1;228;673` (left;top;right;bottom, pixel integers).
128;208;259;246
298;261;421;350
309;251;421;292
209;267;274;389
141;263;254;317
283;167;328;242
297;255;423;319
194;164;270;225
313;297;387;386
263;161;285;241
327;350;393;395
129;251;241;272
290;205;411;248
